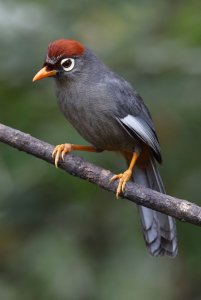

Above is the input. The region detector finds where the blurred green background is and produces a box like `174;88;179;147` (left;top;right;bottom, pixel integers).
0;0;201;299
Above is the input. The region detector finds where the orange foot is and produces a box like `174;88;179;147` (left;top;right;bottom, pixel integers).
52;143;98;167
52;143;73;168
110;169;132;198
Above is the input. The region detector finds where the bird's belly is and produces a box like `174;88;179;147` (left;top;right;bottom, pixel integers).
58;98;134;151
75;117;132;151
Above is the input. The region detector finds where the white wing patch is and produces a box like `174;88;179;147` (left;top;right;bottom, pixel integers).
119;114;160;155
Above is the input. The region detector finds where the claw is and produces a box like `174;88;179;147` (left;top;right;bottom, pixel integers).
52;145;60;158
61;150;65;161
52;144;73;167
110;174;123;183
110;170;132;198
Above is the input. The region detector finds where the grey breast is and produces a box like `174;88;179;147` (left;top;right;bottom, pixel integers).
55;80;134;151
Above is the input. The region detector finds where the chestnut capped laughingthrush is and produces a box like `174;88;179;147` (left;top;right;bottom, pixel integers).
33;39;177;257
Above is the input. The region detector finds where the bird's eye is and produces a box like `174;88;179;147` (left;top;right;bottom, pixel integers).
60;58;75;71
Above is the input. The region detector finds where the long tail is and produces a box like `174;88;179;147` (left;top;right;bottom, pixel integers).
133;155;177;257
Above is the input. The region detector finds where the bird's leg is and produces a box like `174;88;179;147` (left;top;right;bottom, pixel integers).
52;144;100;167
110;150;140;198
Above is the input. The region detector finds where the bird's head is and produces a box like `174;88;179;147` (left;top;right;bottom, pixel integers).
33;39;85;82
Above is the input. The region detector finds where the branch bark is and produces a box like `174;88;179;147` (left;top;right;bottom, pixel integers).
0;122;201;226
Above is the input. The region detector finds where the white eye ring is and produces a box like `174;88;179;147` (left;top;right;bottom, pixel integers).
60;58;75;71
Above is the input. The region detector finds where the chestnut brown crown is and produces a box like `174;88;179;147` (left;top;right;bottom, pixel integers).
47;39;85;61
33;39;85;82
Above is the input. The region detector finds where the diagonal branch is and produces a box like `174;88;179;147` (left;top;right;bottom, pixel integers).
0;122;201;226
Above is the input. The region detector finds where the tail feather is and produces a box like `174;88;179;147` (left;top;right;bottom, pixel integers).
133;155;177;257
138;206;161;256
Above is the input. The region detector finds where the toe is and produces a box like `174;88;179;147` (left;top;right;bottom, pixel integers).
52;144;73;167
113;170;132;198
61;150;66;161
55;148;62;168
122;170;132;192
52;145;64;168
116;180;123;198
122;180;127;193
52;144;61;158
110;173;122;183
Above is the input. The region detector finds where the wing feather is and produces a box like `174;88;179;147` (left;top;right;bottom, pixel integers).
117;114;161;162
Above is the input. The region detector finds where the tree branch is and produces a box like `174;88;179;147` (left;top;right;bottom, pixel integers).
0;122;201;226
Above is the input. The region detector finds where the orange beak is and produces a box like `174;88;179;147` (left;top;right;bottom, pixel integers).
32;66;57;82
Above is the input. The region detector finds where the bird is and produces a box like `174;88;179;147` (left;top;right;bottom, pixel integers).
33;39;177;257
